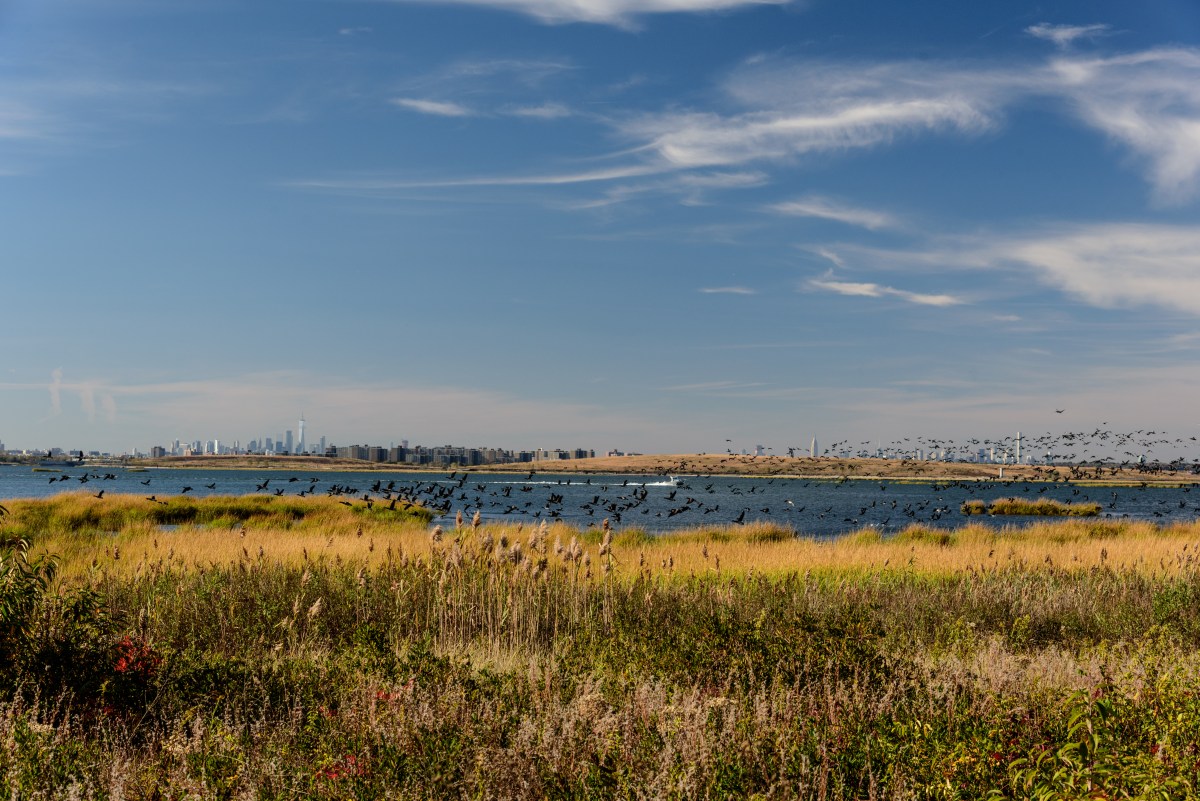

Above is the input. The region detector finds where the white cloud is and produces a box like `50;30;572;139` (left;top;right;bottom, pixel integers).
571;170;767;208
1044;49;1200;202
629;98;992;169
810;247;846;268
390;97;475;117
620;47;1200;201
823;222;1200;317
301;45;1200;207
1026;23;1110;49
506;102;572;119
769;195;897;229
1001;223;1200;315
289;163;663;193
808;278;963;307
380;0;790;27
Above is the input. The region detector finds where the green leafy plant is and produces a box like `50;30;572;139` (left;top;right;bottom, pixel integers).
0;534;58;673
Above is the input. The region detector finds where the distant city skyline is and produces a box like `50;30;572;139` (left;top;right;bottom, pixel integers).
6;417;1198;468
4;2;1200;454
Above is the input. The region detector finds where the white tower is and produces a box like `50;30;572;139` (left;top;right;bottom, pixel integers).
298;414;306;455
810;437;818;458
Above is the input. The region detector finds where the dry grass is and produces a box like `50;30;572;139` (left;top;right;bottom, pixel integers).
7;495;1200;797
962;497;1102;516
12;494;1200;583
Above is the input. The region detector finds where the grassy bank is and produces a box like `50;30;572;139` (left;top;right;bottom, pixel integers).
961;497;1103;517
3;496;1200;797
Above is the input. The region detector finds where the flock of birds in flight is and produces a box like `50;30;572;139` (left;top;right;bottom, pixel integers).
763;422;1200;471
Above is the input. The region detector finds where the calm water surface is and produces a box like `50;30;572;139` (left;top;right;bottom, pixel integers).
2;464;1197;537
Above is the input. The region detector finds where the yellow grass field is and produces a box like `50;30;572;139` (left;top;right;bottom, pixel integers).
7;492;1200;582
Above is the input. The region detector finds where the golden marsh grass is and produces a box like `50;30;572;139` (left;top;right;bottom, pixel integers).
8;493;1200;581
7;494;1200;796
961;496;1103;516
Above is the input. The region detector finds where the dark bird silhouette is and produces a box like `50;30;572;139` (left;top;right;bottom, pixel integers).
140;479;151;486
94;490;104;499
181;486;193;493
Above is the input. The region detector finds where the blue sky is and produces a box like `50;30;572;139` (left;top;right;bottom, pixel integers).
3;0;1200;455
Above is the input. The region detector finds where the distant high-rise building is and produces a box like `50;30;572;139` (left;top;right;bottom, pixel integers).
297;414;306;455
285;430;293;454
810;437;818;458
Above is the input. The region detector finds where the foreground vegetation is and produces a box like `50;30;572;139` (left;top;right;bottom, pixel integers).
3;494;1200;798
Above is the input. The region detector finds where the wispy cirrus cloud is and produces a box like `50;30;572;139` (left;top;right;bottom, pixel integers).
821;222;1200;316
812;247;846;268
391;97;475;117
623;45;1200;201
627;98;992;169
1002;223;1200;314
288;163;664;193
377;0;791;27
1026;22;1110;49
298;42;1200;207
505;102;572;119
769;195;898;230
440;58;576;85
1045;48;1200;202
570;170;767;208
808;278;964;307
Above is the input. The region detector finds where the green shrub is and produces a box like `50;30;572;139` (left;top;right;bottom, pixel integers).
0;537;57;676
